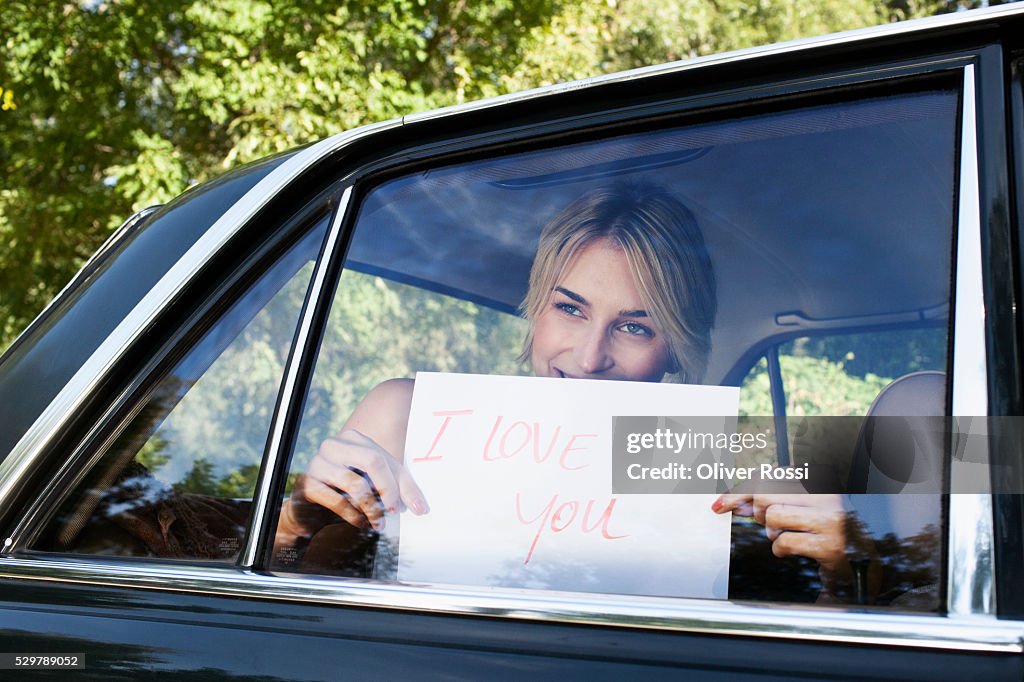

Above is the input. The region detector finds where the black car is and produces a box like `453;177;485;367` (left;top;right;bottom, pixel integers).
1;5;1023;679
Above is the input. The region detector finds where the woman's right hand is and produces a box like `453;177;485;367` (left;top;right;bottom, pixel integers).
279;428;429;542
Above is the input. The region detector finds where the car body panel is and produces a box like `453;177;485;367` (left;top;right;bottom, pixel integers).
1;578;1022;680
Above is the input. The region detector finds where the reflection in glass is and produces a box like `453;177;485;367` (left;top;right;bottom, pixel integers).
276;85;958;611
34;218;328;561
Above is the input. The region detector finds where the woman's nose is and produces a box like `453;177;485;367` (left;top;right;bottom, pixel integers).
574;325;614;375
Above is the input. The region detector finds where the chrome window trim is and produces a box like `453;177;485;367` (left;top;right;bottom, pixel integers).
0;119;400;528
240;186;353;567
0;556;1021;653
948;64;995;617
405;4;1024;124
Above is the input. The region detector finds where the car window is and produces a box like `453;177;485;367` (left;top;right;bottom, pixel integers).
740;329;947;418
0;154;292;463
733;327;948;605
272;78;960;612
29;213;329;561
294;271;530;472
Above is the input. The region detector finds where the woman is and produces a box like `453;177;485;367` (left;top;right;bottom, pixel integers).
275;181;854;597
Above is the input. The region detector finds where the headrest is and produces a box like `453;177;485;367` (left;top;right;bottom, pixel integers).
848;370;946;493
865;370;945;418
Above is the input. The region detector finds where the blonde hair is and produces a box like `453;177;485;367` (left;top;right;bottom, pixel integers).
520;181;717;383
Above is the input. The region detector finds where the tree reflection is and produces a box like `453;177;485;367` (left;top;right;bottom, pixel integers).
873;522;941;609
728;515;940;609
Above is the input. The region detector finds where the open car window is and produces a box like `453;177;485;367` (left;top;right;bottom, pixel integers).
272;77;960;612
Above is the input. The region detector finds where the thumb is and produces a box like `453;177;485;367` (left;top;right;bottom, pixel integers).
396;463;430;515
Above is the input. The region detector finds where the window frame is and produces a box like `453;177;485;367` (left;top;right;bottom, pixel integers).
5;191;343;560
0;23;1020;655
251;58;1005;643
999;51;1024;620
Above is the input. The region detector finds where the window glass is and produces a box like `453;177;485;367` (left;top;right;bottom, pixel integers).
32;214;329;561
737;327;948;456
274;84;958;611
732;328;948;605
778;329;947;417
293;272;529;476
739;356;772;416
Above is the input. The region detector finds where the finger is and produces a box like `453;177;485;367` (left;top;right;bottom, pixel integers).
302;477;370;530
394;463;429;515
332;429;403;513
311;432;391;512
770;529;806;559
754;493;846;526
335;449;402;515
712;493;753;514
769;524;844;565
750;497;767;525
335;467;387;528
769;527;840;562
764;504;807;540
752;493;844;510
308;459;385;528
765;503;843;536
764;524;785;542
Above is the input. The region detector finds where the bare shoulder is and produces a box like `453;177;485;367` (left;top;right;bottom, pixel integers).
342;378;415;459
362;378;414;413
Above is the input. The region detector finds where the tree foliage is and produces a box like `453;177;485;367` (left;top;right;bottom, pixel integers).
1;0;1008;347
0;0;558;344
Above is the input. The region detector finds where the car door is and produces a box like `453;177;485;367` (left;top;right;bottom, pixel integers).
1;10;1023;681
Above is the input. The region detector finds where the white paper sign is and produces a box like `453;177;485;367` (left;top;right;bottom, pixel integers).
394;372;739;599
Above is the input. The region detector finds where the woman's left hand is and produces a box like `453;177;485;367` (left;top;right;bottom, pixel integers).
712;491;883;604
713;492;849;573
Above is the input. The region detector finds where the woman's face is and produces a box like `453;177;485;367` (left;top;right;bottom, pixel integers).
530;237;673;382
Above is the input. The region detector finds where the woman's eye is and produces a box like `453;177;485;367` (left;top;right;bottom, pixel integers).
620;321;653;337
555;302;583;317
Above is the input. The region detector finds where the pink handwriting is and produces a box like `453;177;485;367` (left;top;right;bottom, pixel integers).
482;416;595;471
515;493;628;564
411;409;474;462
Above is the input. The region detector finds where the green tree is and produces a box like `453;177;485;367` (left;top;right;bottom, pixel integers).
740;354;891;417
0;0;558;346
1;0;1008;349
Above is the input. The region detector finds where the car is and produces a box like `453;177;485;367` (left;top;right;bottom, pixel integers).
1;5;1023;679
